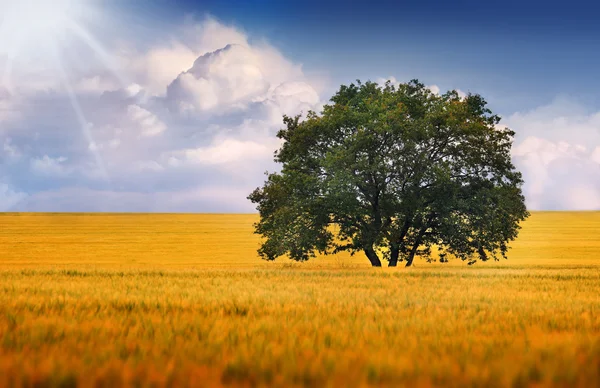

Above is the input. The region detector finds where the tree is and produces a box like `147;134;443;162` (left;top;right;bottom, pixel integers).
248;79;529;267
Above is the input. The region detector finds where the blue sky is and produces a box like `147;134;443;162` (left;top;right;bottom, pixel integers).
0;0;599;211
157;0;600;110
113;0;600;107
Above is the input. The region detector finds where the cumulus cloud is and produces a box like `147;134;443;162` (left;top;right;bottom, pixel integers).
373;82;599;211
126;105;167;137
3;13;598;212
165;42;305;115
2;16;322;211
507;98;600;210
168;138;271;166
373;80;599;210
113;16;251;97
258;82;321;124
75;75;121;95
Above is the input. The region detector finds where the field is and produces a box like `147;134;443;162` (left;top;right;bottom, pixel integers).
0;212;599;387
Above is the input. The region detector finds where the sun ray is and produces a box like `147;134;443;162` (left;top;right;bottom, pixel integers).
49;43;111;184
65;19;143;101
1;0;133;186
0;17;20;91
1;55;13;89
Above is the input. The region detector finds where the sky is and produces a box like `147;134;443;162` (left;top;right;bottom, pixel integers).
0;0;599;212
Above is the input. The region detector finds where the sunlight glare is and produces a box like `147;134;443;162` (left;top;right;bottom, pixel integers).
0;0;97;59
0;0;114;183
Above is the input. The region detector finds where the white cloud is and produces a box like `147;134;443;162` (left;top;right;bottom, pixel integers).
512;137;588;166
132;160;164;172
506;97;600;145
507;99;600;210
376;76;465;98
168;137;274;166
16;186;255;212
563;186;600;210
126;105;167;137
3;137;21;160
30;155;71;176
7;14;596;212
121;41;198;96
182;16;249;56
376;76;400;89
255;82;321;124
115;16;251;97
75;75;121;94
455;89;467;99
0;86;19;123
0;182;27;211
372;82;599;210
428;84;441;95
1;16;321;211
591;147;600;165
166;42;305;114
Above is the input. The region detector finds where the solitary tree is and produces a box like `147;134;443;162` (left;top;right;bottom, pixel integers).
248;80;529;267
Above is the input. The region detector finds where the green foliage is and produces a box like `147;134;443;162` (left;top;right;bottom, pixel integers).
248;79;529;267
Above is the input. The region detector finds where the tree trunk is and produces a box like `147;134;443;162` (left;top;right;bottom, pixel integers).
388;244;399;267
405;245;418;267
405;223;429;267
364;247;382;267
390;216;412;267
477;245;488;261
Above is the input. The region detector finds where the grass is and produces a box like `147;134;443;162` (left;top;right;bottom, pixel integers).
0;212;599;387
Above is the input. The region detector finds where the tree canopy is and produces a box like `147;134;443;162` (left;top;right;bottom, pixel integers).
248;79;529;267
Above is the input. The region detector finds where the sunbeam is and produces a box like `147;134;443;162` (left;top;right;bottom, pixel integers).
0;0;87;56
0;0;126;184
50;43;111;185
65;20;131;89
1;55;13;89
65;19;145;104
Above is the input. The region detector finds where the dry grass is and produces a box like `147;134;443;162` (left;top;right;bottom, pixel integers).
0;212;599;387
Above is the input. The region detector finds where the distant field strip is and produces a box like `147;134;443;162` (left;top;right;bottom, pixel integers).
1;212;599;268
0;212;599;387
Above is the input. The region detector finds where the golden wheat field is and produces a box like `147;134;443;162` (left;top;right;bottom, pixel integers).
0;212;599;387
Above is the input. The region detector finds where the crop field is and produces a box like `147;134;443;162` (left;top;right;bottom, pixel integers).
0;212;599;387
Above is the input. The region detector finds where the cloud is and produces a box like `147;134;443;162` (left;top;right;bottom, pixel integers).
376;76;465;98
591;147;600;165
167;137;275;167
1;16;321;211
181;16;249;56
374;80;599;210
119;41;198;97
126;105;167;137
113;16;251;97
258;82;321;124
16;186;254;213
4;13;597;212
165;42;304;115
3;138;21;161
0;86;19;123
75;75;121;95
372;84;600;211
30;155;71;176
132;160;164;173
507;98;600;210
0;182;27;211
